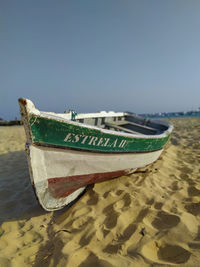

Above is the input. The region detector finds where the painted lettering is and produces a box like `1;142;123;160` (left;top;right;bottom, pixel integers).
81;135;89;144
97;137;104;146
64;133;72;142
64;133;80;143
119;140;127;148
88;136;98;145
104;138;110;147
74;134;81;143
64;132;128;150
70;133;76;143
109;138;118;148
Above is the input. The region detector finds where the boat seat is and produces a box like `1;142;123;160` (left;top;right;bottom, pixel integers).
104;122;141;135
117;120;158;133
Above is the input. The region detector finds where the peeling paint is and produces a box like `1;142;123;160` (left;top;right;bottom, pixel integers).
29;115;170;152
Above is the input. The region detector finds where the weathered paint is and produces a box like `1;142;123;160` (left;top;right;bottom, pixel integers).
48;169;130;198
26;144;163;211
18;98;173;211
29;115;170;152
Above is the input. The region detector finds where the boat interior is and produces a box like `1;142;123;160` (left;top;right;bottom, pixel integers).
75;113;168;136
41;110;169;136
19;98;169;136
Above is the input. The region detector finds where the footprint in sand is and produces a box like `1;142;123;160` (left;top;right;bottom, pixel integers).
146;198;154;205
114;193;132;211
79;231;95;246
64;207;94;232
72;206;92;218
22;230;43;246
71;216;94;231
122;192;132;207
86;189;99;205
103;189;124;199
117;223;137;242
187;186;200;197
135;207;149;223
103;243;121;254
103;204;119;229
115;189;123;196
157;244;191;264
141;241;191;265
170;137;179;146
131;175;146;187
169;181;179;191
103;222;137;254
179;166;195;184
79;252;114;267
103;193;132;229
151;211;180;230
154;202;163;210
184;202;200;216
103;191;110;199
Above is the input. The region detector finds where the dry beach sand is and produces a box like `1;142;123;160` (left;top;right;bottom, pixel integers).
0;117;200;267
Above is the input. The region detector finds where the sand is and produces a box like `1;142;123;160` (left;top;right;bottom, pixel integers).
0;117;200;267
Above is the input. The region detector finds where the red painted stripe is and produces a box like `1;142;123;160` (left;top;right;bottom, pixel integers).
48;169;130;199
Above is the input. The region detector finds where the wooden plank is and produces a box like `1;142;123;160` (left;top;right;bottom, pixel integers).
125;114;167;131
104;122;141;134
116;120;158;133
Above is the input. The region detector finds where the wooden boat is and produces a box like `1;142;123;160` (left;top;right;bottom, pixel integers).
18;98;173;211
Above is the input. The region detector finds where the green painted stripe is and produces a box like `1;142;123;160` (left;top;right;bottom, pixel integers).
29;115;170;152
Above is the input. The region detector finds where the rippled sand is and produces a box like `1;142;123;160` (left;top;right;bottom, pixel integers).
0;118;200;266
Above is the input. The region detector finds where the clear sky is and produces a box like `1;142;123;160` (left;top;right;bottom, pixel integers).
1;0;200;120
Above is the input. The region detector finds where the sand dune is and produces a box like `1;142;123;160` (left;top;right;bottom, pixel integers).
0;117;200;266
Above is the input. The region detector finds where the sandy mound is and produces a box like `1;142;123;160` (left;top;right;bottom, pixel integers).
0;117;200;266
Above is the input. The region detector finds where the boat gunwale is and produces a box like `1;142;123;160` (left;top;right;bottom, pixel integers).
18;97;173;159
33;142;165;154
30;112;173;140
18;98;173;141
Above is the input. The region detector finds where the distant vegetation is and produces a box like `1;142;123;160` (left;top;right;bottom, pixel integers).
0;118;22;126
141;110;200;119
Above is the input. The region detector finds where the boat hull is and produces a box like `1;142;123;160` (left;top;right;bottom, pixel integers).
28;115;170;152
27;144;163;211
18;98;173;211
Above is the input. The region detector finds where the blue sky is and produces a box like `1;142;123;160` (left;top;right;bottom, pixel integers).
1;0;200;119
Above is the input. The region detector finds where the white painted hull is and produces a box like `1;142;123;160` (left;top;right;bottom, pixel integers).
27;145;163;211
